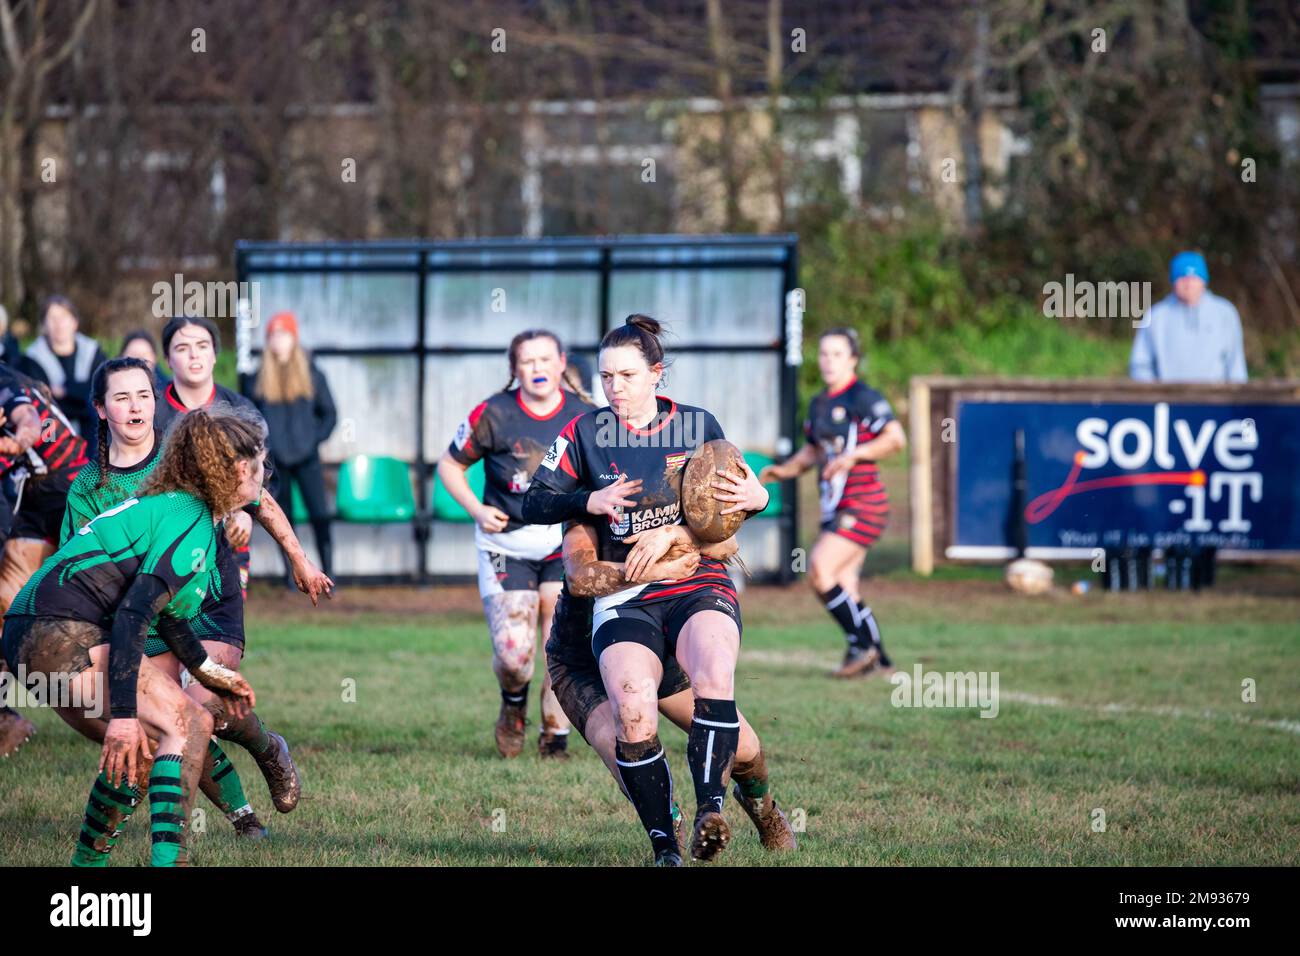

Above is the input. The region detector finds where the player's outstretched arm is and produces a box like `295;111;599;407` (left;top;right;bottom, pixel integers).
758;442;818;483
252;494;334;603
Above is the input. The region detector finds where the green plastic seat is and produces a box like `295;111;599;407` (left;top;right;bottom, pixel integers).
289;481;311;524
432;459;485;523
745;450;783;516
336;456;416;523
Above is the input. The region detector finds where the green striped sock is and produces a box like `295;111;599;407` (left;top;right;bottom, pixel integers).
149;754;188;867
220;711;271;756
205;739;253;819
71;771;142;867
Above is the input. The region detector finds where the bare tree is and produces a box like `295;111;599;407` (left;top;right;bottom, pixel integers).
0;0;98;318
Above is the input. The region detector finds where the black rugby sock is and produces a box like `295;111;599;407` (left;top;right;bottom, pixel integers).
819;585;868;650
615;736;678;856
687;698;740;815
857;605;891;667
501;682;528;709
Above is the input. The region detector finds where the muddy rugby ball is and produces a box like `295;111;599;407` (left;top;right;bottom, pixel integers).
681;439;748;544
1005;558;1054;596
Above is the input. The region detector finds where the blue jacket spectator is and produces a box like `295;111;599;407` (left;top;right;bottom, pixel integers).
1130;251;1247;383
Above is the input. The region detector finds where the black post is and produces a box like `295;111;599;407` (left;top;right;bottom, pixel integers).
1012;428;1028;557
414;249;430;584
779;239;800;585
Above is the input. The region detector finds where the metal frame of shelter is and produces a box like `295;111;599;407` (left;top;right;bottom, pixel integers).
235;234;801;584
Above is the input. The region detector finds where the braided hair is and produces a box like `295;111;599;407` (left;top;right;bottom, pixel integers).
89;357;156;490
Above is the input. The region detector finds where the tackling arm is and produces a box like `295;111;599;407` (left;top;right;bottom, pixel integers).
563;523;701;598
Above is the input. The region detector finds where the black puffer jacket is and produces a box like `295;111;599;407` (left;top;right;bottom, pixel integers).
246;361;337;467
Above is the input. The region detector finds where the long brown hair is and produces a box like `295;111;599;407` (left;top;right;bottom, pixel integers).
503;329;593;404
255;339;314;404
141;404;267;516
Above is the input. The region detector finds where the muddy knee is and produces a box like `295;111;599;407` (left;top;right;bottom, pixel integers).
183;698;214;743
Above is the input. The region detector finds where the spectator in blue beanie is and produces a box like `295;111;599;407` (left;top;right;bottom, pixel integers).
1130;251;1247;382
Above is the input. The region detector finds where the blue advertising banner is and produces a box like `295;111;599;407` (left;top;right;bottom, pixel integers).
954;401;1300;553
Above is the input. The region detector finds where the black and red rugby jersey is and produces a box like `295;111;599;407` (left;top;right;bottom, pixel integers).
0;363;88;477
448;388;596;532
529;396;736;606
154;380;259;435
803;379;895;516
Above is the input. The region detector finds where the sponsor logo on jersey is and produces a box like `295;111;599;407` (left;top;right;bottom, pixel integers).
453;418;471;450
540;436;568;471
611;501;681;537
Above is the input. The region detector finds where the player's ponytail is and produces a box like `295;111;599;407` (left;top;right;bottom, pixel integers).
599;314;672;387
560;365;594;405
90;357;156;490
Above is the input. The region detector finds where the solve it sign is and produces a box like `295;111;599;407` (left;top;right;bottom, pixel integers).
954;401;1300;552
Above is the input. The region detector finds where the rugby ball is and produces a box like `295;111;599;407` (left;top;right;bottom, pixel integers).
682;439;748;544
1005;558;1054;596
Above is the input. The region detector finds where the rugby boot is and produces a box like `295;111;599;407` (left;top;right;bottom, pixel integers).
732;783;797;851
0;708;35;758
832;645;880;679
495;701;526;758
654;847;684;867
232;810;269;840
253;731;301;813
690;806;731;862
537;730;570;759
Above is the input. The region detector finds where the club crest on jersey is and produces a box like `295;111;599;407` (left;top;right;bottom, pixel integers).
509;469;530;493
453;419;471;450
609;508;631;536
839;513;856;529
664;452;688;472
832;406;847;423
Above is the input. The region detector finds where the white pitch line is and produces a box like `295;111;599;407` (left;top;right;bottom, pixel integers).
741;650;1300;735
992;691;1300;735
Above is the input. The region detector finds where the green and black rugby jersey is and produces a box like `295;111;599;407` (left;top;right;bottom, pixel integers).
8;490;217;627
59;433;163;547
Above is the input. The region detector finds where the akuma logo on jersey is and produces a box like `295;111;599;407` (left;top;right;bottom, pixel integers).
1027;403;1261;534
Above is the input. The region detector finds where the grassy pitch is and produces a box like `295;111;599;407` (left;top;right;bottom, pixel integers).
2;564;1297;867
